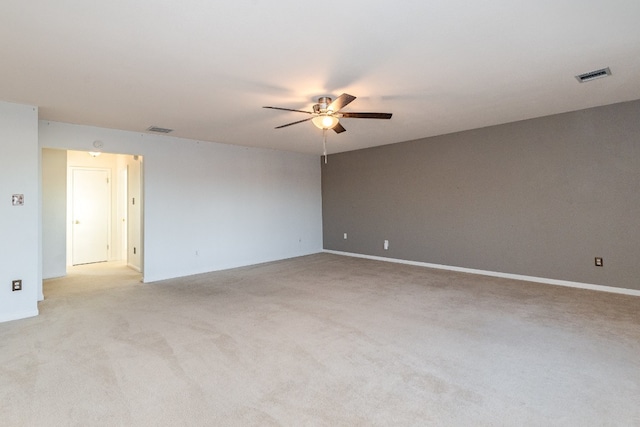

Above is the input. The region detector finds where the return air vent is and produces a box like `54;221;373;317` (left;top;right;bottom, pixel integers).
575;67;611;83
146;126;174;133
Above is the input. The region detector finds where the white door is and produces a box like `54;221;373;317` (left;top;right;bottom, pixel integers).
72;168;110;265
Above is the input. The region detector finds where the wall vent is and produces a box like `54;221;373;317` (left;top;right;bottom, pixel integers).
575;67;611;83
146;126;174;133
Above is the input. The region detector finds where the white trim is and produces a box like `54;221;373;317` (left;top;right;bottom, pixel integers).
127;263;142;273
324;250;640;297
0;309;39;323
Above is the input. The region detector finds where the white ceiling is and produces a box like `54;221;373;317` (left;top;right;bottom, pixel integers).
1;1;639;155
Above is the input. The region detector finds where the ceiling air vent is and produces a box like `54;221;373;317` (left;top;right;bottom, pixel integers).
575;67;611;83
146;125;174;133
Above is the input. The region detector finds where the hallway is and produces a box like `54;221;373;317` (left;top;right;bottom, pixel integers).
44;261;142;300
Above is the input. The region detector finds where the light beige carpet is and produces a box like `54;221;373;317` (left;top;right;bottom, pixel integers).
1;254;639;426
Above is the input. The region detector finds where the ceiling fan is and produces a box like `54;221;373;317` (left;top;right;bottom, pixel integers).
263;93;392;133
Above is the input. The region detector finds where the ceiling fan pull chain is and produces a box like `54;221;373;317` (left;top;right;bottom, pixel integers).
323;129;328;164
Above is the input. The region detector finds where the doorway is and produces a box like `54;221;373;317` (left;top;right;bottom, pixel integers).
41;149;144;299
59;150;143;273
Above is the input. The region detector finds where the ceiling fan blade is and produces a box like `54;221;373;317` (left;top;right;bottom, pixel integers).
263;106;313;114
328;93;356;112
340;112;392;119
274;117;314;129
333;122;346;134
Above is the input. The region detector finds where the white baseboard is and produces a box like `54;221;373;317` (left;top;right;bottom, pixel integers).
0;309;39;323
324;250;640;297
43;273;67;280
127;264;142;272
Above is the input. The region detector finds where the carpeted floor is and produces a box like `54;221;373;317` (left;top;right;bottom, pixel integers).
1;253;639;426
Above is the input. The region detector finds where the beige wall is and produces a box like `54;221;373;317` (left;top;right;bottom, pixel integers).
42;148;67;279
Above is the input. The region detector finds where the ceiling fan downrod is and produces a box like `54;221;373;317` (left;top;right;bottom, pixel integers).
323;129;328;164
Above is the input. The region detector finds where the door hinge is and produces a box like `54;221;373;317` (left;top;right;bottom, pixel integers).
106;177;110;184
107;244;109;250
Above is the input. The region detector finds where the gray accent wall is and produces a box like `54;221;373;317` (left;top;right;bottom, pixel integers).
322;100;640;291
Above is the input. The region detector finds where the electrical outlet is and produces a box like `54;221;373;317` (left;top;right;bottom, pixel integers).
384;240;389;250
12;280;22;291
343;233;347;239
595;257;603;267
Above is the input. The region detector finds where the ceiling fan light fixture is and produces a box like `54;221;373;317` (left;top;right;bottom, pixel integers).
312;115;339;130
264;93;391;133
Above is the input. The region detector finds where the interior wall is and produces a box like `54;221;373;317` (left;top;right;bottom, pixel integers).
0;101;39;322
126;155;142;271
42;148;67;279
322;99;640;291
39;121;323;283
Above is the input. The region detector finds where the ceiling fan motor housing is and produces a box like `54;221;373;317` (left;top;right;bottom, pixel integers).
316;97;332;113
